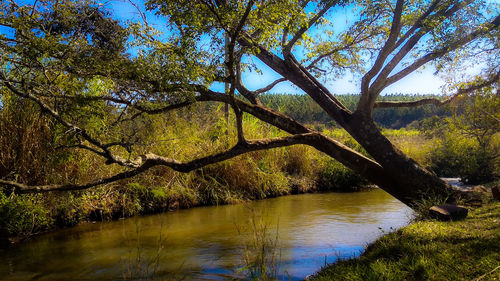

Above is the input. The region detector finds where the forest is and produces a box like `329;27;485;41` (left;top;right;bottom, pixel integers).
259;93;448;128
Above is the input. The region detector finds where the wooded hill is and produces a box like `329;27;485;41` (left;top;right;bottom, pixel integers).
260;93;448;128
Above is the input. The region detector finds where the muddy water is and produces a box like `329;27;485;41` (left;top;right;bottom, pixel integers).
0;189;412;280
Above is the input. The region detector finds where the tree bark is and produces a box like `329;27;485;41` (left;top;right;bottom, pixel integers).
342;111;456;207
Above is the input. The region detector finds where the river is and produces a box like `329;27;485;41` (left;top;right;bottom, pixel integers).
0;189;412;280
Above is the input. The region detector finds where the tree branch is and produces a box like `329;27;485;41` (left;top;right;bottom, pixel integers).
0;164;151;193
392;0;441;51
283;0;337;55
374;71;500;108
358;0;475;113
369;0;476;96
235;64;260;104
254;78;287;94
385;14;500;88
306;33;375;69
230;0;254;43
358;0;405;111
234;54;286;104
238;33;351;126
196;87;312;134
374;98;445;108
281;0;310;48
224;1;255;144
0;71;142;168
1;133;322;193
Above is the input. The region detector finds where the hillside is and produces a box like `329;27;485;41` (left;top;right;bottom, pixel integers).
259;94;448;128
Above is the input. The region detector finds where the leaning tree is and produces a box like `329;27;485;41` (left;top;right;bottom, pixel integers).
0;0;498;208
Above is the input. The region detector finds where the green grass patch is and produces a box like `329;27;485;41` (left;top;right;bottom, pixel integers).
311;202;500;281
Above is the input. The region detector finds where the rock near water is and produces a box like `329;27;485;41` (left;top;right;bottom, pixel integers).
429;204;468;221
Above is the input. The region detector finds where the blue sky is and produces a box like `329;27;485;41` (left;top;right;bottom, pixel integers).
4;0;495;96
107;0;448;95
237;55;447;95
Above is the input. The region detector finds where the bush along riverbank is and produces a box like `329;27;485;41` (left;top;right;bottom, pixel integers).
1;123;498;245
1;101;498;245
0;145;370;245
0;103;374;245
310;198;500;281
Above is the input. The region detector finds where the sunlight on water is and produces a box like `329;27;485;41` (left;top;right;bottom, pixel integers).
0;189;412;280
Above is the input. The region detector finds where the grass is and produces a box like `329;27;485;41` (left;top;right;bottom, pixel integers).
310;201;500;281
121;218;168;281
235;208;282;280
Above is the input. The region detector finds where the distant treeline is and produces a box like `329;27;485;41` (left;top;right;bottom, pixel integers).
259;94;448;128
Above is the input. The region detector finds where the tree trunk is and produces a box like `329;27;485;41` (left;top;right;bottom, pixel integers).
244;49;458;207
340;111;456;207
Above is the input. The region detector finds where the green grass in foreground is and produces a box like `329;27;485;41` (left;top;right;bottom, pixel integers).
311;201;500;281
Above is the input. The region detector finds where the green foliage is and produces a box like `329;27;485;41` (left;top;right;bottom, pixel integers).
284;145;316;177
50;192;83;227
411;189;456;222
0;89;496;240
429;132;494;183
80;187;123;221
0;95;58;185
260;94;448;129
0;0;497;256
127;182;193;214
402;90;500;184
374;94;447;129
1;0;128;84
0;192;53;237
163;180;198;209
317;159;367;192
445;89;500;183
200;155;291;201
383;129;436;168
410;90;500;184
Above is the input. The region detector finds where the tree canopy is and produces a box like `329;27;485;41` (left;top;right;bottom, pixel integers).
0;0;498;207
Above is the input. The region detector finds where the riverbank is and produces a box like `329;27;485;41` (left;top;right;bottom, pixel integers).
0;154;371;245
3;112;496;246
310;200;500;281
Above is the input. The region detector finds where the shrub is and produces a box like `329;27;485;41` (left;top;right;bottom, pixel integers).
316;159;367;192
284;145;315;177
80;186;123;220
0;192;53;237
126;183;170;213
429;131;498;184
165;180;198;209
200;155;290;201
50;192;83;227
428;89;500;184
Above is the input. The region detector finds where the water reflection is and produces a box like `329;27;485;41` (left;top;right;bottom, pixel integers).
0;189;412;280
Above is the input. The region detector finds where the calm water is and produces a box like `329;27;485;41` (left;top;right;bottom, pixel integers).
0;189;412;280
